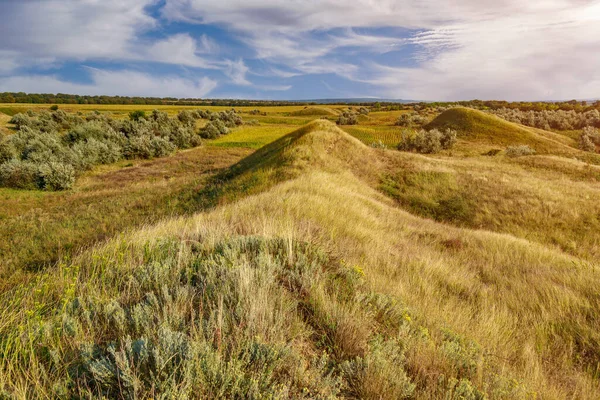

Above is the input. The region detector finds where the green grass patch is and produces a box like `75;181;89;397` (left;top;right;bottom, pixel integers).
381;170;475;225
207;124;298;149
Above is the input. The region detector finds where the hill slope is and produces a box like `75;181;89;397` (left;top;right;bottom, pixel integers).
1;121;600;399
426;107;577;153
289;106;338;116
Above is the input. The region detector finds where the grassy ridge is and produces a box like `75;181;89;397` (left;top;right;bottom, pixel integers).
1;121;599;398
426;107;578;153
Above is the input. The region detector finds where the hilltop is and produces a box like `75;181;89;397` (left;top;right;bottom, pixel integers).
2;120;600;399
289;106;339;117
426;107;578;153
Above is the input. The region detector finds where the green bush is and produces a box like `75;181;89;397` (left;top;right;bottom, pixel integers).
124;136;175;159
177;110;196;125
200;120;229;139
337;111;358;125
0;108;230;190
50;105;59;111
398;128;456;154
395;113;427;127
579;126;599;152
128;110;146;122
0;159;39;189
0;138;16;163
505;145;536;157
8;113;32;129
38;162;76;190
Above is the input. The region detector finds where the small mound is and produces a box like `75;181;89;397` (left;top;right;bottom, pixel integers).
426;107;574;154
290;107;338;117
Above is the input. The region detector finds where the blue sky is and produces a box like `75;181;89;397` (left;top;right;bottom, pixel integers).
1;0;599;101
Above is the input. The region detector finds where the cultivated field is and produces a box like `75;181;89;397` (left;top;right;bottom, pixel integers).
1;103;599;398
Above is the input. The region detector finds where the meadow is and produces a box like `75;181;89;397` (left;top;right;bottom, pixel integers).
1;102;599;398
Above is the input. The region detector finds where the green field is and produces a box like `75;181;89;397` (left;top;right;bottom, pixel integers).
1;104;600;398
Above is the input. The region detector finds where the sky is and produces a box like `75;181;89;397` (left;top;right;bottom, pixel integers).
1;0;600;101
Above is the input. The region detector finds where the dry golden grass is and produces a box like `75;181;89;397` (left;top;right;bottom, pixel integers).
1;120;599;398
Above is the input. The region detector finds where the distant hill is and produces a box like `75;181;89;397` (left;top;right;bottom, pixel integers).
289;107;339;116
426;107;578;153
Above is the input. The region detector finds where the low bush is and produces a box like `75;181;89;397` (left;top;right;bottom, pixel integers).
0;108;222;190
0;159;39;189
128;110;146;122
395;113;427;128
38;162;76;190
0;138;16;163
337;111;358;125
505;145;536;157
398;128;457;154
579;126;599;152
200;120;229;139
491;107;600;130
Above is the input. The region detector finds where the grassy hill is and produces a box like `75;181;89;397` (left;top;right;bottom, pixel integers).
289;106;338;117
426;107;578;154
2;120;599;398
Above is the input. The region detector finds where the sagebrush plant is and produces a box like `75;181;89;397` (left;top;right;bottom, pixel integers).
336;110;358;125
0;235;415;398
491;107;600;130
579;126;599;152
505;144;536;157
395;112;428;128
0;108;244;190
397;128;457;154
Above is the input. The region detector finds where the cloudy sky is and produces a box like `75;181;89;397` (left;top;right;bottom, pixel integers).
1;0;599;100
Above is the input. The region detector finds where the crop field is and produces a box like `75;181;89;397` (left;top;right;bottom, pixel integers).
1;102;600;398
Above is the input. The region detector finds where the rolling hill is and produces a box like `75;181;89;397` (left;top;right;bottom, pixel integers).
2;120;599;399
426;107;578;154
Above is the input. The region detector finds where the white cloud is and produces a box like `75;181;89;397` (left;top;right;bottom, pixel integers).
0;1;219;73
0;0;156;60
163;0;600;100
222;59;251;85
0;69;218;98
143;34;215;68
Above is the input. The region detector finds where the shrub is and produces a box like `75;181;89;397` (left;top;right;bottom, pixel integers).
440;128;458;150
151;137;176;158
72;138;122;168
150;109;169;124
579;126;599;152
124;136;155;159
128;110;146;122
177;110;196;125
50;105;59;111
194;109;210;119
0;139;16;163
218;110;243;127
65;121;124;145
9;113;32;129
395;113;427;128
200;120;229;139
398;128;456;154
38;162;76;190
337;111;358;125
0;159;39;189
169;126;202;148
398;129;440;154
505;145;536;157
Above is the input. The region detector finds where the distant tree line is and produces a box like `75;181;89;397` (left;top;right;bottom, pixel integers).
2;92;600;111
